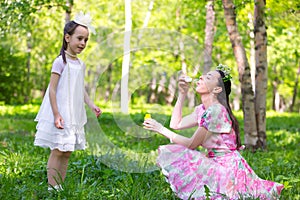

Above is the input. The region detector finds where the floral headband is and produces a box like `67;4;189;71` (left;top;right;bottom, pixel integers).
74;11;96;34
216;64;232;82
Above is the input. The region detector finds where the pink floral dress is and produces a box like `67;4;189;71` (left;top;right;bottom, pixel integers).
157;104;284;200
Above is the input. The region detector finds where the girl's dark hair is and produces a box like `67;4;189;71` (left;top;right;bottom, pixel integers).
59;21;80;64
216;70;241;148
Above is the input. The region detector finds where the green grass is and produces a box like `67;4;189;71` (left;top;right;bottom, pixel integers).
0;104;299;199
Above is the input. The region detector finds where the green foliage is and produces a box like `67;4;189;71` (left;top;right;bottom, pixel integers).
0;42;27;104
1;0;299;110
0;105;299;199
0;0;67;36
1;1;67;104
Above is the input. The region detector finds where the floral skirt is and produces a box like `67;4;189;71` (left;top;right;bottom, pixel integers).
157;144;284;200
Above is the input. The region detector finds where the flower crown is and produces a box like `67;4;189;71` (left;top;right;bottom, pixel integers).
74;11;96;34
216;64;232;82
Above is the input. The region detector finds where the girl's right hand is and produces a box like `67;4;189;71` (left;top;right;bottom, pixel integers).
178;75;190;94
143;118;164;133
54;114;64;129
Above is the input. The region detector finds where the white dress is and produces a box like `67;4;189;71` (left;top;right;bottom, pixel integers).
34;56;87;152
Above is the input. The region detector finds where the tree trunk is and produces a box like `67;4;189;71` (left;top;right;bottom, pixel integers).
137;0;154;43
254;0;268;149
222;0;258;149
121;0;132;114
25;32;32;103
272;75;280;111
65;0;72;23
232;83;241;111
176;7;195;108
290;63;300;112
148;76;157;103
157;72;167;103
105;63;113;102
203;0;215;73
248;13;256;92
175;7;187;75
165;75;177;105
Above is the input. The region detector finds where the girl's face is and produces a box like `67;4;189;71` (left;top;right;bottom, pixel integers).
195;70;220;94
65;25;89;55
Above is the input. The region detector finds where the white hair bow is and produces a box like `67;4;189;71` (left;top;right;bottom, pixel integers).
74;11;96;34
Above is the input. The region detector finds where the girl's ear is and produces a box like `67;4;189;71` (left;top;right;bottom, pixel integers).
213;86;222;94
65;34;70;43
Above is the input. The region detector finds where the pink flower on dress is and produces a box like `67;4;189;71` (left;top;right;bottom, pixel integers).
169;172;184;187
208;151;215;158
241;158;254;173
277;184;284;194
225;179;235;197
171;159;184;168
250;179;261;195
181;177;197;193
216;139;222;146
207;168;214;176
216;123;222;131
183;158;203;177
235;169;247;192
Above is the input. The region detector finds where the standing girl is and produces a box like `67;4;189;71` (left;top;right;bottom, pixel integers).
34;12;102;191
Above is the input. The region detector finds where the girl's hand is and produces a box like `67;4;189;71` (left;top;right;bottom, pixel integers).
92;105;102;118
54;114;64;129
143;118;164;133
178;75;190;95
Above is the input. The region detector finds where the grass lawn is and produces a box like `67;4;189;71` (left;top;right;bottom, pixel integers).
0;104;299;199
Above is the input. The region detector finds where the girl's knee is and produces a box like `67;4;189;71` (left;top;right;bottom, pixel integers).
63;151;72;159
51;149;72;158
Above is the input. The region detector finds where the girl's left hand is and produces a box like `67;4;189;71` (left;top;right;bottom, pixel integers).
143;118;164;133
92;106;102;117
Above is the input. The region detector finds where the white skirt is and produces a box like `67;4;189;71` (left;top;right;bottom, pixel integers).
34;120;86;152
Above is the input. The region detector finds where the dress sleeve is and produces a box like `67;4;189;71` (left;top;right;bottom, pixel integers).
200;104;232;133
51;57;65;75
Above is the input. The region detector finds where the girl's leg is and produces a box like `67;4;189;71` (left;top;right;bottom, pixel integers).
47;149;72;186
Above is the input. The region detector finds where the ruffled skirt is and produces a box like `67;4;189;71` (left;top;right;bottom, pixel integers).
157;144;283;200
34;120;86;152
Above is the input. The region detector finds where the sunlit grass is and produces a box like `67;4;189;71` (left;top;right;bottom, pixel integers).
0;104;299;199
0;104;40;116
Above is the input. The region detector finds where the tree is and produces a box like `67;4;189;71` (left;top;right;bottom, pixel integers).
290;62;300;112
0;44;26;104
266;0;300;112
121;0;132;114
0;0;66;104
65;0;73;22
222;0;259;149
203;0;215;73
254;0;268;148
